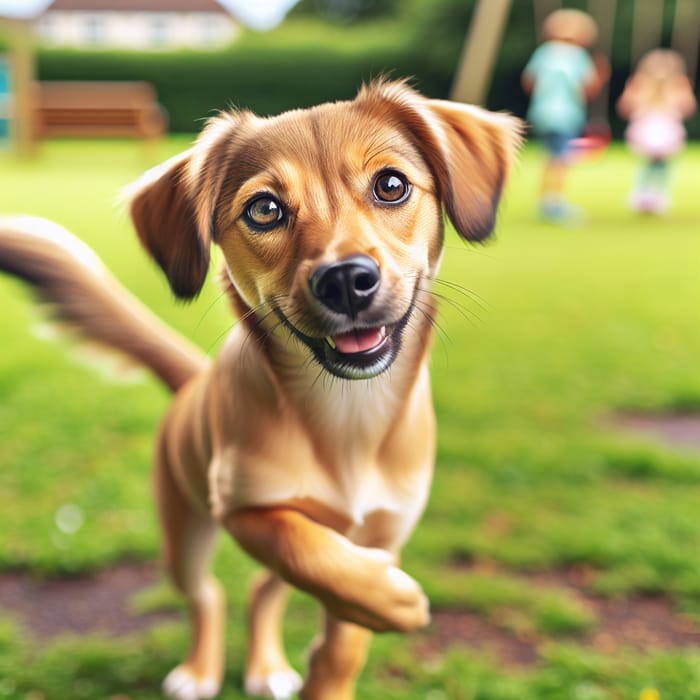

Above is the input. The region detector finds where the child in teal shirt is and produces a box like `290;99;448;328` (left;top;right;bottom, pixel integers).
522;9;609;222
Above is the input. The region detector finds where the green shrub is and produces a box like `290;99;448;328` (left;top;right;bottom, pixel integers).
32;2;700;137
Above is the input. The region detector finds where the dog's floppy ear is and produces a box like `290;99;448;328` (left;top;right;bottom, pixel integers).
365;82;523;242
127;149;208;300
421;99;523;241
126;114;241;300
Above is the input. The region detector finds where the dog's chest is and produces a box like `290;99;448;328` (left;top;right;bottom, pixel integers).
291;443;431;548
211;373;432;544
291;377;433;540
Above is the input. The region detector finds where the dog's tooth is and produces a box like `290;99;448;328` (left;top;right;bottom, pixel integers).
325;336;337;350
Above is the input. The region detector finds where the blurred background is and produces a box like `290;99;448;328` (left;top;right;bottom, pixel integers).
0;0;698;146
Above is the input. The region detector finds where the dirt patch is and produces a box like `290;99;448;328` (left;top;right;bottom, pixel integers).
612;412;700;452
0;560;177;639
418;565;700;667
590;595;700;653
536;567;700;652
2;558;700;669
420;608;541;667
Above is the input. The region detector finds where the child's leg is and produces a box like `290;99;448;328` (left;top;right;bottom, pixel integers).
541;158;569;198
538;133;580;222
631;158;669;213
648;159;669;193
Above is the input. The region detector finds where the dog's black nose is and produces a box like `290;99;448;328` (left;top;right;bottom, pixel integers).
309;255;380;317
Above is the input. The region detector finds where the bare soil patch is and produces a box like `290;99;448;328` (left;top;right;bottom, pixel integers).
613;411;700;452
1;558;699;670
419;564;700;668
421;608;541;667
0;560;177;639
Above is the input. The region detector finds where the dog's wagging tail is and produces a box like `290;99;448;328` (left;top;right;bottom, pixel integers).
0;80;522;700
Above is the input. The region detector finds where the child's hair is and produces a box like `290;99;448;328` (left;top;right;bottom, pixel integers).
636;49;687;81
542;9;598;48
633;49;689;110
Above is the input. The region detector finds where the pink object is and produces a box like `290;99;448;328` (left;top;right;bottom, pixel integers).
625;112;686;159
569;121;611;163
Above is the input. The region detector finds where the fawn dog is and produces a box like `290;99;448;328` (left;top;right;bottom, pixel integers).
0;80;520;700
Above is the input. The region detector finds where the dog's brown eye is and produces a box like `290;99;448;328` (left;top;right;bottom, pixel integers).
244;195;284;230
373;171;410;204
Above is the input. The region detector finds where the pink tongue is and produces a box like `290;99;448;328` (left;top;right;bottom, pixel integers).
333;328;385;354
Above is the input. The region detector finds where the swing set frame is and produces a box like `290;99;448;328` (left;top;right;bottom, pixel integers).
450;0;700;110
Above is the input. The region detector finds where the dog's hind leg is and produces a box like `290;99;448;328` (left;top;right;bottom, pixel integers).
243;571;302;699
300;614;372;700
154;454;224;700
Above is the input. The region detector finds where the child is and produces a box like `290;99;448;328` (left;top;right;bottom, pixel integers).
522;9;610;222
617;49;697;214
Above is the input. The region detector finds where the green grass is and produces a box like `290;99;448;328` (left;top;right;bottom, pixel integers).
1;139;699;698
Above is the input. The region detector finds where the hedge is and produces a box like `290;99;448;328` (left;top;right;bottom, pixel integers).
37;46;442;132
34;1;699;138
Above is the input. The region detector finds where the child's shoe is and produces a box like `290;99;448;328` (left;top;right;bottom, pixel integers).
630;189;669;215
539;196;583;225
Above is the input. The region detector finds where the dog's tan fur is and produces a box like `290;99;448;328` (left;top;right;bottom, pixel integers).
0;81;520;700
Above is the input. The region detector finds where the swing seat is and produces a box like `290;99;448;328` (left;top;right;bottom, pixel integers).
570;119;611;162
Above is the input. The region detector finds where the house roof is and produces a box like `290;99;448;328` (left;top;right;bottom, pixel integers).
42;0;230;13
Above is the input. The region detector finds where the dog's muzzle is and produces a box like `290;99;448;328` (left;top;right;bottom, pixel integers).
274;255;414;380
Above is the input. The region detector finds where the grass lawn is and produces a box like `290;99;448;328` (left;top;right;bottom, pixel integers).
1;137;699;699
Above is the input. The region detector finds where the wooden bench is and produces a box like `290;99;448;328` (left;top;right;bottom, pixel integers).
34;81;167;141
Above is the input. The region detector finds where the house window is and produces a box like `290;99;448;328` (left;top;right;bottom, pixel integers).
37;16;55;42
150;16;169;45
201;15;220;44
83;15;105;44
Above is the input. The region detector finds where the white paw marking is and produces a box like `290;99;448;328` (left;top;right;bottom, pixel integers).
163;666;220;700
387;566;417;591
245;669;303;699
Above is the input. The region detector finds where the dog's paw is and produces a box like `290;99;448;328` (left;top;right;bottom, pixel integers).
365;562;430;633
323;548;430;633
163;665;220;700
244;668;303;699
382;565;431;631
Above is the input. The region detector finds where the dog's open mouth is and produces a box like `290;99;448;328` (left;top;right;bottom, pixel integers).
326;327;387;354
310;322;401;380
274;309;411;380
320;325;394;379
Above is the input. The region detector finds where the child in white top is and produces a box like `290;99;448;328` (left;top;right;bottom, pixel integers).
617;49;697;214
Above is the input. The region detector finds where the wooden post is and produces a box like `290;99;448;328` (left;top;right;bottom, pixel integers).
630;0;664;68
587;0;617;123
0;19;35;158
449;0;513;105
671;0;700;84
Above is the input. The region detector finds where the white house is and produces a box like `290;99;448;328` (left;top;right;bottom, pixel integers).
35;0;241;50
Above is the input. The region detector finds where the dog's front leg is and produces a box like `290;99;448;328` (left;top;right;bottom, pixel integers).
244;571;302;699
224;507;429;633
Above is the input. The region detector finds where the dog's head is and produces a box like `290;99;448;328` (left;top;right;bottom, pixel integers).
128;80;521;380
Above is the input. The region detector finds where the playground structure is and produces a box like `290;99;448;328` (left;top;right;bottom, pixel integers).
0;18;34;157
0;18;165;158
451;0;700;111
35;81;166;141
1;1;698;157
